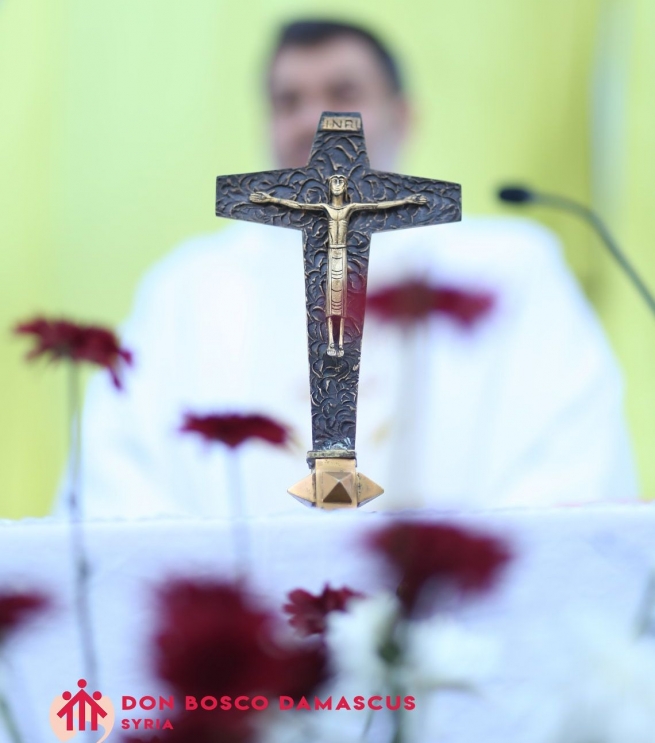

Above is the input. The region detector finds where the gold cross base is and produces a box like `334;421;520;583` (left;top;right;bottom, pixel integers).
288;458;383;510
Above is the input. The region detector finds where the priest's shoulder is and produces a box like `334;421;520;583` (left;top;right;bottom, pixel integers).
134;222;279;297
437;215;564;272
385;215;567;287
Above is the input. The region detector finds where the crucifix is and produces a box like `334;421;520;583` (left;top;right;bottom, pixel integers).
216;112;461;510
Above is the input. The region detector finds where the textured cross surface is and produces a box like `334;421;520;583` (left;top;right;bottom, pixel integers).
215;111;461;508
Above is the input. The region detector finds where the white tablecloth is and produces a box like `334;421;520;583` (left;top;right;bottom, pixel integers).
1;503;653;742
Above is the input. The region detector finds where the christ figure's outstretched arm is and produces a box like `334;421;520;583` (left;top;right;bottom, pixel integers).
349;193;427;212
250;191;325;211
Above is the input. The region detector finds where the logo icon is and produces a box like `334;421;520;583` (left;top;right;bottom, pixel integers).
50;679;115;742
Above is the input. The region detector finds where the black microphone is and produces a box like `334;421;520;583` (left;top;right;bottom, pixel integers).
497;184;655;317
497;186;534;204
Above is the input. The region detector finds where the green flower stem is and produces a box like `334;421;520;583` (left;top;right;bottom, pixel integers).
635;570;655;638
376;614;410;743
224;449;251;573
0;693;23;743
0;652;24;743
390;702;406;743
389;619;407;743
361;705;376;740
0;693;22;743
68;363;98;686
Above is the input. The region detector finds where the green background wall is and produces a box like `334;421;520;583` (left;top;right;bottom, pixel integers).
1;0;653;517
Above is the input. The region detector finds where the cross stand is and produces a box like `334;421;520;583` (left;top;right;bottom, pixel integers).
216;112;461;509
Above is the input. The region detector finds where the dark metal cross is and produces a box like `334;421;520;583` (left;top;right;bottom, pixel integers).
216;112;461;509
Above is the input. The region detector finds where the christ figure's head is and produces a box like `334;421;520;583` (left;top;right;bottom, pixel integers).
328;174;348;203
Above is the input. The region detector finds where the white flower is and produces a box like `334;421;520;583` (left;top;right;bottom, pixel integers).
326;593;497;695
541;613;655;743
401;617;498;692
325;592;400;691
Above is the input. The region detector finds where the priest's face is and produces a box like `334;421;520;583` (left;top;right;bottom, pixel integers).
268;35;411;170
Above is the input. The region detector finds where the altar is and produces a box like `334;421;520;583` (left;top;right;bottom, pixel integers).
1;502;652;742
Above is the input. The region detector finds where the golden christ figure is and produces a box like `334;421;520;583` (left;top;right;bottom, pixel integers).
250;174;426;357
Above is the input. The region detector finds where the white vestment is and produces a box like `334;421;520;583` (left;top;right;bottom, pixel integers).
66;217;637;519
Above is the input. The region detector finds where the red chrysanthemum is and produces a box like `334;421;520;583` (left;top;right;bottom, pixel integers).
0;591;50;640
284;584;364;637
180;413;290;449
14;317;133;389
367;521;511;615
367;280;494;328
154;579;327;714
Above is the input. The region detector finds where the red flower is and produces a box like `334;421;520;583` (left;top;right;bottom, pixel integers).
284;584;364;637
367;521;511;615
14;317;133;389
180;413;290;449
0;591;50;639
154;579;326;728
367;280;494;328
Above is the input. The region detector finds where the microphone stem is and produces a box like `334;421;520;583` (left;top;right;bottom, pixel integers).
536;193;655;318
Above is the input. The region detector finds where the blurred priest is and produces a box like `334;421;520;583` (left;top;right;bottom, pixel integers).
58;19;638;519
